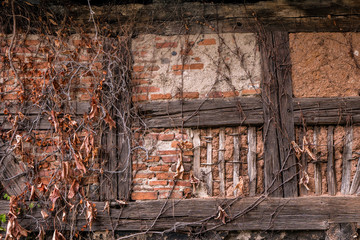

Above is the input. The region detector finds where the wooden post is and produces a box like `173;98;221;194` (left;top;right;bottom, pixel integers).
205;129;213;196
299;129;308;195
314;126;322;195
327;126;336;195
260;31;297;197
341;126;353;195
233;128;241;196
218;128;225;196
247;127;257;196
192;130;201;178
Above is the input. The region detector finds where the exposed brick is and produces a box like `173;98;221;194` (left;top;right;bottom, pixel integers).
133;86;160;93
132;79;150;86
190;63;204;70
156;42;178;49
149;180;168;186
147;65;160;71
222;91;239;97
241;89;261;96
158;191;183;199
170;181;192;187
180;49;194;56
131;191;158;200
24;40;40;46
175;92;199;99
133;66;145;72
134;173;155;179
132;163;147;171
198;38;216;45
158;133;175;141
171;141;180;148
146;156;160;162
193;57;201;62
150;93;172;100
157;150;180;155
132;73;151;79
149;165;170;171
161;156;178;163
172;64;190;71
156;172;175;180
132;95;148;102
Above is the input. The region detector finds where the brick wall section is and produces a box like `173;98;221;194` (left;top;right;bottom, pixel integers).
131;33;261;103
0;34;103;191
131;127;265;200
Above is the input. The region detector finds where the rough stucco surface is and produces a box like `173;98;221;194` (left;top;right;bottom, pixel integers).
290;32;360;97
132;33;261;98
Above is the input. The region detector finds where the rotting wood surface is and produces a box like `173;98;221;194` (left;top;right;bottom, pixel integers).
138;97;360;128
6;197;360;232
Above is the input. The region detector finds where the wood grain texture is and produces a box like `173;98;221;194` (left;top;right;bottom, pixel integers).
273;31;297;197
247;127;257;196
260;30;283;197
341;126;353;195
66;1;360;34
327;126;336;196
138;97;360;128
218;128;226;197
233;130;240;196
8;196;360;232
314;127;322;195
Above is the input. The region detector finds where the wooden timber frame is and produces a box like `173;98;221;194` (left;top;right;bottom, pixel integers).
1;0;360;237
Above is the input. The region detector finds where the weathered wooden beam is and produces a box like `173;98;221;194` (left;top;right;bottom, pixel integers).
6;196;360;232
138;97;360;128
65;1;360;34
273;31;297;197
341;126;353;195
327;126;336;196
314;126;322;195
260;30;283;197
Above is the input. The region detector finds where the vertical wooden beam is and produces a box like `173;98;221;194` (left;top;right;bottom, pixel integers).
350;157;360;195
205;129;213;196
260;31;297;197
247;127;257;196
260;30;283;197
218;128;226;197
192;130;201;178
314;126;322;195
117;132;131;200
299;129;308;195
233;129;240;196
273;31;297;197
327;126;336;196
341;126;353;195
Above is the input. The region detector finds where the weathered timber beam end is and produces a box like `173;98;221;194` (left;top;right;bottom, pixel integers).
63;1;360;34
137;97;360;128
4;197;360;232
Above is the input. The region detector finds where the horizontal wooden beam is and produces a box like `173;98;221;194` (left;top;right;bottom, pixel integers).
138;97;360;128
65;1;360;34
4;196;360;232
0;102;90;130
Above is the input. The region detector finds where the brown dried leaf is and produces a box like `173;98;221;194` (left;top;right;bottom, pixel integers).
103;201;110;214
52;230;66;240
74;153;86;174
5;216;29;240
49;185;61;211
41;210;49;219
85;201;97;230
104;112;116;130
173;153;184;180
214;206;228;224
29;185;36;201
68;180;79;199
